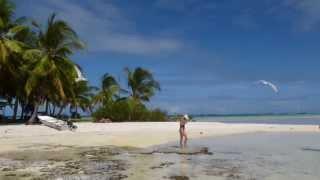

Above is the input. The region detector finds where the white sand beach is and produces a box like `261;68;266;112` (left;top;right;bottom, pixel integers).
0;122;318;153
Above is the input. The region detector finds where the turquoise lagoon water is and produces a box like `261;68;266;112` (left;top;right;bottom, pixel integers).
193;114;320;125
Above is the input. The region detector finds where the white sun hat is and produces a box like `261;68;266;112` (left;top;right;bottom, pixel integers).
183;114;190;120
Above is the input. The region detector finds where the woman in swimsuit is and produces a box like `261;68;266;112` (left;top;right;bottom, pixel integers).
179;114;189;148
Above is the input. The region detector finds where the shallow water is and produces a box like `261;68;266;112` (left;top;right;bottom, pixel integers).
1;132;320;180
195;132;320;180
120;132;320;180
194;114;320;125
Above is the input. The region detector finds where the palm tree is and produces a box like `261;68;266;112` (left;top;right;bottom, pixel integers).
0;0;31;121
70;80;97;116
93;73;121;106
24;14;84;124
124;67;160;102
0;0;27;73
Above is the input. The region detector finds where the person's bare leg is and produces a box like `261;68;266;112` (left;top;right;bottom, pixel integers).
183;132;188;147
180;130;184;148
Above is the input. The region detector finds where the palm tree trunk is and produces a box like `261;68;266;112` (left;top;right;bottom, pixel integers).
12;99;19;121
49;104;52;115
20;105;25;120
45;100;49;115
57;105;65;116
52;105;56;116
69;105;73;115
28;103;39;124
88;106;93;114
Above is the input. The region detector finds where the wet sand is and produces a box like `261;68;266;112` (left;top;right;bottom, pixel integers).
0;122;318;152
0;122;319;179
1;132;320;179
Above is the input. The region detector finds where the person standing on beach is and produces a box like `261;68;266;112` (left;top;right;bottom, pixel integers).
179;114;189;148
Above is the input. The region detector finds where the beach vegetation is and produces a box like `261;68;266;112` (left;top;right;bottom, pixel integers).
0;0;33;121
92;68;167;122
92;73;122;106
0;0;166;123
0;0;89;123
92;97;167;122
124;67;160;102
23;13;85;123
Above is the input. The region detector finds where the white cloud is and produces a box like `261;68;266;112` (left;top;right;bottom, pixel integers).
16;0;184;55
284;0;320;31
92;33;183;55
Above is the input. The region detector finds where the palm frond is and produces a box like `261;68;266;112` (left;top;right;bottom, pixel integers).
0;0;15;28
125;67;160;102
4;39;23;53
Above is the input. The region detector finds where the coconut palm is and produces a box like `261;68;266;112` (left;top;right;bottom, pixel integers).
0;0;33;121
0;0;28;73
24;13;84;124
70;80;97;115
1;0;17;80
93;73;121;106
124;67;160;102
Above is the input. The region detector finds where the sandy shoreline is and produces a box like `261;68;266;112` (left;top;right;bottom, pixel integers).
0;122;318;153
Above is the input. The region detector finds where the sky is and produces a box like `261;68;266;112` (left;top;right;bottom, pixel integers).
13;0;320;114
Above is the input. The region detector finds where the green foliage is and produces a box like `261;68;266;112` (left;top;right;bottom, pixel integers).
22;13;85;123
70;80;97;113
0;0;15;29
125;67;160;102
0;0;166;123
0;0;31;113
24;13;84;99
92;67;166;122
149;108;167;122
92;98;167;122
0;1;88;122
92;73;121;106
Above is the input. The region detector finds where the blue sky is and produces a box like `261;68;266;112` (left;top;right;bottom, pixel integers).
14;0;320;114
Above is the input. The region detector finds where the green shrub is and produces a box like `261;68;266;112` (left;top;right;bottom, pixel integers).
92;98;167;122
148;108;167;122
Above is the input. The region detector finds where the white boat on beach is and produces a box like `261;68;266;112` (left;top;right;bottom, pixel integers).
38;115;68;131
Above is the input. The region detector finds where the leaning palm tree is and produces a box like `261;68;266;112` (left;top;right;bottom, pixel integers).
24;13;84;124
124;67;160;102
